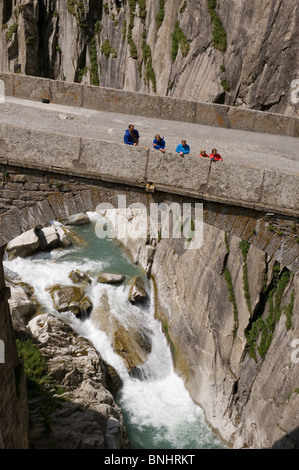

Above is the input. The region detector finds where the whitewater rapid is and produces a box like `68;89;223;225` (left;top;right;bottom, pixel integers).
4;213;224;449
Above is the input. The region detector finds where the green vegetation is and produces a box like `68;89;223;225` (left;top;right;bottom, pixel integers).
16;339;67;435
122;19;127;40
5;22;17;42
101;38;117;60
138;0;147;23
77;66;88;83
90;38;100;85
171;20;190;62
94;20;102;42
180;1;187;14
284;289;295;331
142;41;156;92
221;77;230;92
16;339;49;394
67;0;86;29
156;0;165;30
128;0;138;59
239;240;251;314
245;263;292;362
67;0;77;16
207;0;227;53
224;266;239;338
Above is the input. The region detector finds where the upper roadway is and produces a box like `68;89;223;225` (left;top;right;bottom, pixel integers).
1;96;299;176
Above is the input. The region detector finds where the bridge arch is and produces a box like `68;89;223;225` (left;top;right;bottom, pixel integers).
0;176;298;274
0;176;298;449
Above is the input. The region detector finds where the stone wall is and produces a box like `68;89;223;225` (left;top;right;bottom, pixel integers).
0;72;298;137
1;1;298;117
0;159;298;275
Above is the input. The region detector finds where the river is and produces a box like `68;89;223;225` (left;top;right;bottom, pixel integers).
4;212;224;449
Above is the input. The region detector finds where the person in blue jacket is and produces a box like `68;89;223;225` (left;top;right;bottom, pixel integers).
176;139;190;156
124;124;139;146
153;134;166;153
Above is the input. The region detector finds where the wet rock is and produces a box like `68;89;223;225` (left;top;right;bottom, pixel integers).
59;213;90;226
97;273;125;284
128;276;147;303
5;225;72;260
69;269;92;284
91;292;152;372
6;228;40;259
49;284;92;316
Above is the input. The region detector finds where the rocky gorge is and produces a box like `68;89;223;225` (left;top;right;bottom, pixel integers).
2;205;299;449
102;207;299;449
4;215;133;449
1;0;298;116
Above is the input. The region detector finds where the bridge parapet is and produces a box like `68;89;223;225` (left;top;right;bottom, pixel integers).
0;72;298;138
0;122;298;217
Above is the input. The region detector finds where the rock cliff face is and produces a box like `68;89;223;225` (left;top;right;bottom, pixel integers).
1;0;298;116
117;216;299;449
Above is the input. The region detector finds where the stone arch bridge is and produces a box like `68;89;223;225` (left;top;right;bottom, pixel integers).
0;74;298;448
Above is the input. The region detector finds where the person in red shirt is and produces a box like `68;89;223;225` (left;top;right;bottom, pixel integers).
210;148;223;162
198;149;209;158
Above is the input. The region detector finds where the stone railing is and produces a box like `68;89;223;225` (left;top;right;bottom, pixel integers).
0;72;298;137
0;122;298;219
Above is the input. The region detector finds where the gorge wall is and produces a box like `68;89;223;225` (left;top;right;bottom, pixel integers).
118;215;299;449
1;0;299;116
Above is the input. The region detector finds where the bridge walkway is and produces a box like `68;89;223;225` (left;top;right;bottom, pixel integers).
1;96;298;176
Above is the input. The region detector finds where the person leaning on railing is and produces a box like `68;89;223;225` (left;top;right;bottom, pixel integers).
176;139;190;156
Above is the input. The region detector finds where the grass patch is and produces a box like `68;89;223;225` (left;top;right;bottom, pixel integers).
128;0;138;59
223;266;239;338
156;0;165;30
90;37;100;85
17;339;68;435
138;0;147;23
101;38;117;59
5;22;17;42
221;77;230;92
171;20;190;62
142;41;156;92
207;0;227;53
245;264;292;362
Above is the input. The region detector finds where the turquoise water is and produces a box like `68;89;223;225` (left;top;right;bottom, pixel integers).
4;213;224;450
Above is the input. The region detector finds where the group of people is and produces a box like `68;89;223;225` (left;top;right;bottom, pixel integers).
123;124;223;162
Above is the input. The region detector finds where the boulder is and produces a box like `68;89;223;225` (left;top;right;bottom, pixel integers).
5;225;72;260
68;269;92;284
91;293;152;372
97;273;125;284
27;313;129;449
6;228;40;259
49;284;92;316
54;226;73;247
59;213;90;226
35;226;60;250
128;276;147;303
